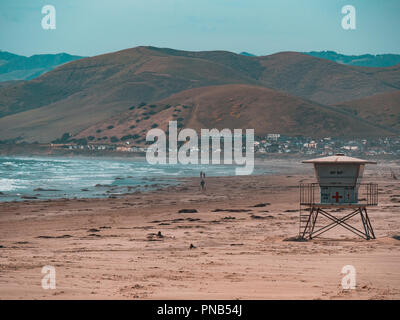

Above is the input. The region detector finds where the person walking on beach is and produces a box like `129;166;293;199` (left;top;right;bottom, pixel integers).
200;171;206;192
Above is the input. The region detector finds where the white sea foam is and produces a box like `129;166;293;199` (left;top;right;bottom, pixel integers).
0;178;18;192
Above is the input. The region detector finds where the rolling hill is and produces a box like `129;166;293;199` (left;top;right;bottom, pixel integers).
0;46;399;143
256;52;400;104
333;90;400;132
74;84;393;145
0;46;262;119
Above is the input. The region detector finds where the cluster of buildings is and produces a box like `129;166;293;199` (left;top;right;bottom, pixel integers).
53;134;400;157
253;134;400;156
62;144;147;153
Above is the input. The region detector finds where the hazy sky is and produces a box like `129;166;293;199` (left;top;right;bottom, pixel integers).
1;0;399;57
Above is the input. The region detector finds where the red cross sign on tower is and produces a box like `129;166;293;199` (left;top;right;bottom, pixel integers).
332;192;343;202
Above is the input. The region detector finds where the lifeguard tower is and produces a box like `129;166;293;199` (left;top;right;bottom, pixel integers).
299;154;378;240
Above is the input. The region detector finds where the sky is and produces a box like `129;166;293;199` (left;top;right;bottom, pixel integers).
0;0;399;57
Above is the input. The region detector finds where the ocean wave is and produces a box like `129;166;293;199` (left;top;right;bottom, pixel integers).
0;178;20;192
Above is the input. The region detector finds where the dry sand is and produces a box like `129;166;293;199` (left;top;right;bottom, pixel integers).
0;160;399;299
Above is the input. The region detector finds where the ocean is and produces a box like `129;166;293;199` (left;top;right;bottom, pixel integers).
0;156;266;202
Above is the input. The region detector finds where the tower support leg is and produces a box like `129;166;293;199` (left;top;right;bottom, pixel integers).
359;207;370;240
309;208;319;239
300;207;314;239
361;207;376;240
299;207;319;239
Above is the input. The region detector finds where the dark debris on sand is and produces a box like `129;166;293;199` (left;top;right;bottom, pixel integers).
37;234;72;239
88;233;101;237
283;236;308;242
250;214;273;220
253;203;271;207
178;209;198;213
146;232;164;241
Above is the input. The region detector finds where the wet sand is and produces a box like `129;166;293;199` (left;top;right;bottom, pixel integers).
0;161;399;299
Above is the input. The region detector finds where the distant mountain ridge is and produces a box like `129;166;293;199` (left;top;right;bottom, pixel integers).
304;51;400;67
239;50;400;67
239;52;256;57
1;49;398;82
0;51;84;81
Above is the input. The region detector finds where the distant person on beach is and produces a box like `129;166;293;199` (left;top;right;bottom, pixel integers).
200;171;206;191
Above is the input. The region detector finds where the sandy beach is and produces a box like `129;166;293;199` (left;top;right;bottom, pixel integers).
0;160;399;300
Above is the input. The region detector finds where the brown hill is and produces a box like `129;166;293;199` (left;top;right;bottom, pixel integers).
257;52;400;104
75;84;393;144
110;48;400;104
364;63;400;88
0;46;399;142
0;46;258;118
0;47;259;142
333;90;400;132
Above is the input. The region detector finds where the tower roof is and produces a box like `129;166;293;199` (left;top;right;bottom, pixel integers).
302;154;376;164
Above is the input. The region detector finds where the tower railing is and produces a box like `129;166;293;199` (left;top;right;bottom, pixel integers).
300;183;378;206
365;183;378;206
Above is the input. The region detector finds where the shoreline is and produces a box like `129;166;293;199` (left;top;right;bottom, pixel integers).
0;157;311;203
